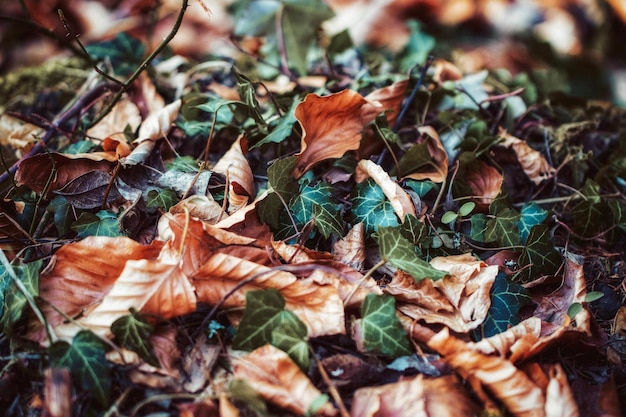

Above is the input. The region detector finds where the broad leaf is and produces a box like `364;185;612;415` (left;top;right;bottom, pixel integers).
49;330;111;407
0;259;42;333
518;225;562;282
252;99;301;149
470;213;488;242
47;196;75;236
271;323;310;371
485;208;521;247
258;156;299;230
291;181;342;238
359;294;412;357
518;202;548;244
473;272;531;339
145;188;179;211
85;33;145;77
376;226;447;281
111;309;159;367
351;178;400;235
71;210;125;238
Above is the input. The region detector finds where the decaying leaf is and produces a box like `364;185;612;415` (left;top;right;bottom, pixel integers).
355;159;416;221
396;126;449;183
233;344;338;416
213;135;255;213
292;90;380;178
463;160;503;209
86;97;141;144
333;222;366;271
0;114;44;157
497;129;555;185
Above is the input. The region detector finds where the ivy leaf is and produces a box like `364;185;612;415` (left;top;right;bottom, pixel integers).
252;99;301;149
71;210;124;238
397;20;435;72
233;288;309;370
258;156;299;231
85;33;145;77
233;67;268;131
376;226;447;282
485;207;521;247
47;196;74;236
360;294;412;357
145;188;179;211
351;178;400;235
111;309;159;367
518;224;562;282
473;272;531;340
49;330;111;407
570;199;610;238
470;213;488;242
0;259;42;333
291;181;342;238
518;202;548;244
397;214;428;247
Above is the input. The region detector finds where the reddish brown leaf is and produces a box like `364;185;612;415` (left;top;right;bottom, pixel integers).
233;344;338;416
399;126;449;183
213;136;255;213
497;129;555;185
463;160;503;209
292;90;379;178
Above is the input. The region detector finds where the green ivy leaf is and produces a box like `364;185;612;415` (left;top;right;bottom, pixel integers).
404;179;436;197
485;208;521;247
146;188;179;211
233;290;308;371
397;20;435;72
271;323;309;371
258;157;299;231
233;67;268;131
291;181;342;238
71;210;124;238
473;272;531;340
360;294;412;357
0;259;42;333
165;156;199;173
252;99;300;149
47;195;74;236
470;213;488;242
518;224;562;282
376;226;447;281
111;309;159;367
49;330;111;407
397;214;429;247
351;178;400;235
85;33;145;77
518;202;548;244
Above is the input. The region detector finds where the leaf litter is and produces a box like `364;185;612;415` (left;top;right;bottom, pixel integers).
0;0;626;416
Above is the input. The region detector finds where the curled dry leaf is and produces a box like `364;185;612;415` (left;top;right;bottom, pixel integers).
355;159;417;220
363;79;409;127
86;98;141;143
168;195;224;225
0;114;44;158
428;327;546;417
544;364;579;417
431;59;463;84
28;237;163;344
192;253;346;337
463;160;503;209
233;344;338;417
399;126;449;183
392;253;498;332
212;136;255;213
498;129;555;185
352;374;479;417
333;222;366;271
54;259;196;341
292;90;380;178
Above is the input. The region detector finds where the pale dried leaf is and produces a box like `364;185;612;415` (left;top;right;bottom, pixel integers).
333;223;366;271
54;260;196;341
470;317;542;357
183;337;222;393
428;328;546;417
86;98;141;141
192;253;345;336
545;364;579;417
169;195;224;225
292;90;379;178
233;344;338;416
0;114;43;157
213;136;255;213
355;159;416;220
498;129;555;184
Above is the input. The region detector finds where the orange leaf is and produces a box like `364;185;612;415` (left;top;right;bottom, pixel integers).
363;79;409;127
333;223;366;271
233;344;338;416
54;260;196;341
545;364;579;416
292;90;379;178
86;98;141;143
464;160;503;209
213;135;255;213
0;114;43;158
192;253;345;337
28;237;163;343
498;129;555;185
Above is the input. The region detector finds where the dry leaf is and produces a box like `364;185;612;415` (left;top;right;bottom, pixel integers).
355;159;416;220
399;126;449;183
86;98;141;142
428;327;546;417
54;260;196;341
545;364;579;417
0;114;44;158
393;253;498;332
192;253;346;337
498;129;555;184
183;336;222;393
213;136;255;213
608;0;626;22
233;344;338;416
292;90;379;178
363;79;409;127
333;223;366;271
168;195;224;225
463;160;503;209
28;237;163;343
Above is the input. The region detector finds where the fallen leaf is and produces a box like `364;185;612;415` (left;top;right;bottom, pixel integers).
352;374;479;417
86;98;141;143
608;0;626;22
192;253;345;337
213;135;255;213
544;364;579;417
0;114;44;158
497;129;555;185
395;126;449;183
363;79;409;127
232;344;338;416
333;222;366;271
292;90;380;178
463;160;503;209
355;159;416;220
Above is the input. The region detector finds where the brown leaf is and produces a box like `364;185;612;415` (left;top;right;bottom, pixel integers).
0;114;44;158
182;336;222;393
355;159;416;220
28;237;163;343
192;253;345;337
428;327;546;417
86;98;141;143
393;253;498;332
233;344;338;416
213;136;255;213
363;79;409;127
545;364;579;417
54;260;196;341
608;0;626;22
352;374;479;417
399;126;449;183
292;90;379;178
463;160;503;209
497;129;555;185
333;223;366;271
